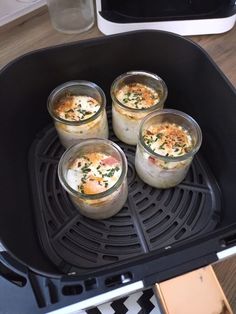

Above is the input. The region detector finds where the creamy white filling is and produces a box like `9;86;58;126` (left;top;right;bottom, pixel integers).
55;109;108;148
135;146;192;189
70;181;128;220
112;105;142;145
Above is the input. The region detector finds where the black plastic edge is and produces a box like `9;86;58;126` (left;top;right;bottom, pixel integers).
0;30;235;96
98;4;236;23
1;226;236;311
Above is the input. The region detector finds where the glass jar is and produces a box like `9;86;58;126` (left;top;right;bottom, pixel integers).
135;109;202;189
111;71;168;145
47;81;109;148
46;0;94;34
58;139;128;219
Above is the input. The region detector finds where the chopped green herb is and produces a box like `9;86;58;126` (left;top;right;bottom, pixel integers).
81;177;86;184
82;168;91;173
159;142;166;150
104;168;116;178
82;156;90;161
66;109;74;113
144;138;152;147
81;163;92;173
156;133;163;139
79;185;84;194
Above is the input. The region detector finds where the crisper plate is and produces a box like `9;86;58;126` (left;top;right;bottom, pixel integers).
29;110;221;274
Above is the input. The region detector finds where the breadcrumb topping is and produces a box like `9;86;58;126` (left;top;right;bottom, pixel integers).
143;123;192;157
54;95;100;121
116;83;160;109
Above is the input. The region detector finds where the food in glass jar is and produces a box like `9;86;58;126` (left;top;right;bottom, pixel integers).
58;139;128;219
135;109;202;188
116;83;160;109
48;81;108;148
111;71;168;145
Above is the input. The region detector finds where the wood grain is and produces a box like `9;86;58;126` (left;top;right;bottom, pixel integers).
0;9;102;68
0;7;236;312
213;258;236;312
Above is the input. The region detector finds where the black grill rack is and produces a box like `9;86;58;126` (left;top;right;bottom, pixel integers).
29;112;221;274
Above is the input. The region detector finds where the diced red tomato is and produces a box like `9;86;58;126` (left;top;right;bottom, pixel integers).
148;156;156;164
101;156;119;166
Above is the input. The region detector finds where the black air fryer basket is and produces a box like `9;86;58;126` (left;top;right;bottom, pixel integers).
0;31;236;313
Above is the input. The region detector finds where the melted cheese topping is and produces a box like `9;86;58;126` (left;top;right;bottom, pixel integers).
143;123;192;157
67;153;122;195
54;95;100;121
116;83;160;109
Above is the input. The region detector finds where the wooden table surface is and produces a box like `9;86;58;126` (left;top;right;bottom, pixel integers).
1;7;236;312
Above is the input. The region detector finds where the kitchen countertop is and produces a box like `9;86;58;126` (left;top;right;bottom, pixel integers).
0;7;236;313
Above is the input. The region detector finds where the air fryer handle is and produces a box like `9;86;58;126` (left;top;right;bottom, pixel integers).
0;251;58;309
0;250;143;311
0;251;27;287
47;280;145;314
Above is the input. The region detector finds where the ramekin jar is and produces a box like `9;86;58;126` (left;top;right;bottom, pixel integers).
47;81;109;148
135;109;202;189
111;71;168;145
58;139;128;220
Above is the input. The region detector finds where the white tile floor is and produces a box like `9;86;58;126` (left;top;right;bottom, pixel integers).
0;0;45;27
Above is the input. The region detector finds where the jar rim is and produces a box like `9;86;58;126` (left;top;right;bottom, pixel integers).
139;109;202;162
110;71;168;113
47;80;106;126
58;138;128;199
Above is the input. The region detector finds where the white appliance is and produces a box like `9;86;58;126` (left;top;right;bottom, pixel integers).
96;0;236;36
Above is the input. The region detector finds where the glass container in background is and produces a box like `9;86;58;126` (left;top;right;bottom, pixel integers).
46;0;94;34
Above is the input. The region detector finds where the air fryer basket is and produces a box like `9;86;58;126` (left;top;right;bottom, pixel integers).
0;31;236;312
29;114;221;275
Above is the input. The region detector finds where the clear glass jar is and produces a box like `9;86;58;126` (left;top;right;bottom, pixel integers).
135;109;202;189
47;81;109;148
46;0;94;34
58;139;128;220
111;71;168;145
